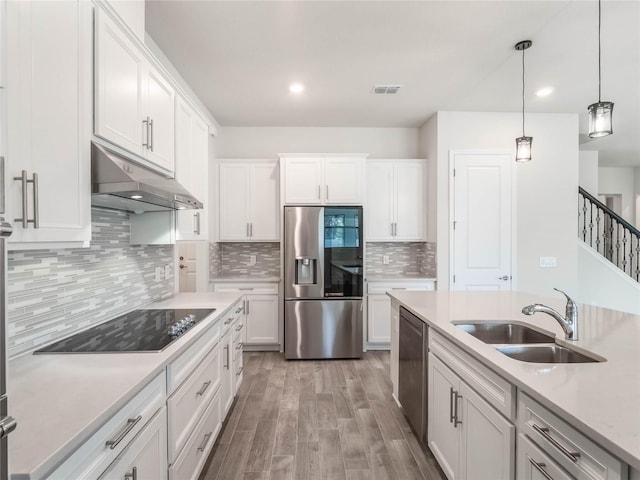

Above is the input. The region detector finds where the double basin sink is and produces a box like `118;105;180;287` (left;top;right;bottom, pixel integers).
454;322;602;363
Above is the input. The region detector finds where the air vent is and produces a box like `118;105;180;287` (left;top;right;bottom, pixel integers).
372;85;403;94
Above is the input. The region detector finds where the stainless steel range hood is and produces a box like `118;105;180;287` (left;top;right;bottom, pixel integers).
91;143;203;213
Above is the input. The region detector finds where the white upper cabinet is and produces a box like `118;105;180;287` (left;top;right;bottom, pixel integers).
281;155;366;205
5;0;92;247
95;9;175;173
366;159;427;241
218;160;279;241
175;96;209;241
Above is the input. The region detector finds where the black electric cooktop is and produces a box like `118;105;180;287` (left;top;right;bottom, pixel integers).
34;308;216;354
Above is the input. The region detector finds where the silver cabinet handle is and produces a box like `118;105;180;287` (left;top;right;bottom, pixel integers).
105;415;142;449
249;222;253;237
393;223;397;236
235;324;244;332
238;288;254;291
245;299;250;314
528;458;554;480
532;424;580;462
453;391;462;427
498;275;510;281
193;213;199;234
142;117;150;149
13;170;38;228
236;366;244;376
236;342;243;350
246;223;250;237
149;118;154;151
224;345;229;369
449;387;455;423
235;307;243;314
124;466;138;480
197;432;212;453
196;380;212;397
326;185;329;201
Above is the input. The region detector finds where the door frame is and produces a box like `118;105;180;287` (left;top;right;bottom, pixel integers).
448;150;518;291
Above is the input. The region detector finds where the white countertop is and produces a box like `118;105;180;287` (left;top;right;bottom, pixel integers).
387;290;640;471
210;274;280;283
8;292;241;480
366;275;436;282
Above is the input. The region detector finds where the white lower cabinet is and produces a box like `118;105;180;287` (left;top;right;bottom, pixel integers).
244;295;278;345
220;326;234;416
518;433;574;480
99;407;168;480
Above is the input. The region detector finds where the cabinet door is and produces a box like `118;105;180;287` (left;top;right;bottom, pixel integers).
99;407;168;480
367;294;391;344
428;353;460;480
249;162;279;240
219;164;250;241
323;157;364;205
283;158;323;204
245;295;279;344
517;434;573;480
394;160;426;241
220;330;234;416
6;0;92;246
144;66;175;172
459;381;515;480
365;161;394;240
95;9;144;156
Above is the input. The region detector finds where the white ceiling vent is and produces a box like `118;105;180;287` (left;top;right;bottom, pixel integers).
372;85;403;94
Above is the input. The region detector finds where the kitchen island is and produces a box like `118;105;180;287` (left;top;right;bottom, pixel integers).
8;292;242;480
388;290;640;478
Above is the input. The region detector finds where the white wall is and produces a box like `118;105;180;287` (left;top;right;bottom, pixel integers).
215;127;420;159
579;150;599;195
599;167;636;226
420;111;579;296
636;168;640;227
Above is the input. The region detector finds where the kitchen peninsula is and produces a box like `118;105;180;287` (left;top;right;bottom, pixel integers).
388;290;640;479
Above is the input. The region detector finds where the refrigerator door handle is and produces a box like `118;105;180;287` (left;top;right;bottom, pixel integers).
0;416;17;438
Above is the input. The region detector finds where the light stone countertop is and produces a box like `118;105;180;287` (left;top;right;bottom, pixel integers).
209;274;281;283
387;290;640;471
366;275;436;282
8;292;242;480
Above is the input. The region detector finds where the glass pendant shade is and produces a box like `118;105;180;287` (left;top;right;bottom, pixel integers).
588;101;614;138
515;136;533;162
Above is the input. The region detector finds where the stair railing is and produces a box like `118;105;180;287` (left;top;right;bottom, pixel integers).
578;187;640;282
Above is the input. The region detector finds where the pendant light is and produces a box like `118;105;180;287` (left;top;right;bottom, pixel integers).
515;40;533;163
588;0;614;138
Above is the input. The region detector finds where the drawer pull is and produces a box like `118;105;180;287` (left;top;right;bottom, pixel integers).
196;380;212;397
391;287;407;290
235;324;244;332
124;466;137;480
238;288;254;291
236;342;243;350
105;415;142;450
532;424;581;462
449;387;455;423
528;458;554;480
224;317;233;325
453;391;462;427
236;366;244;376
235;307;243;314
197;432;212;453
224;345;229;369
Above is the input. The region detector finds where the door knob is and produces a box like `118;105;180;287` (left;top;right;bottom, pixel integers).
179;265;187;270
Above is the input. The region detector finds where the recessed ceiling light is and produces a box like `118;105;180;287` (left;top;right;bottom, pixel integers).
536;87;554;97
289;83;305;94
130;194;143;199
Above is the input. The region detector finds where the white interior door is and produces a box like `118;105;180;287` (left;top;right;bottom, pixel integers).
452;153;513;291
178;243;197;293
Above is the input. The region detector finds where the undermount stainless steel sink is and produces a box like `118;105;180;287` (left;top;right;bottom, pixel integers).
495;345;602;363
455;322;555;344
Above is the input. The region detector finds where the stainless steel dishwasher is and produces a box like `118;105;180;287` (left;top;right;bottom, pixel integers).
398;306;427;443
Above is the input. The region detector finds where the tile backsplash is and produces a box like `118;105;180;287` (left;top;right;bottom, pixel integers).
366;242;436;277
7;208;174;358
210;242;280;277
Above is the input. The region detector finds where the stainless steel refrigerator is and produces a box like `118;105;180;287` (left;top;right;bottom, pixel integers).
284;206;363;359
0;157;16;480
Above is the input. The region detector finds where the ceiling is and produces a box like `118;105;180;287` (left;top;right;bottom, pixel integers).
145;1;640;167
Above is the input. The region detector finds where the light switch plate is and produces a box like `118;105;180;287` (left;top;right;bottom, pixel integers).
155;266;163;282
164;264;171;278
539;256;557;268
382;255;390;265
249;255;257;266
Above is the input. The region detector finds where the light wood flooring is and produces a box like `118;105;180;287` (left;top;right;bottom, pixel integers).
199;351;446;480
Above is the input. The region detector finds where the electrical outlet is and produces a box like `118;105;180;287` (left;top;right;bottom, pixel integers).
249;254;257;266
155;266;163;282
164;264;172;278
382;255;390;265
539;256;557;268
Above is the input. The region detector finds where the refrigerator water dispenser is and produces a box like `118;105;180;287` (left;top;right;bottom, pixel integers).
295;258;317;285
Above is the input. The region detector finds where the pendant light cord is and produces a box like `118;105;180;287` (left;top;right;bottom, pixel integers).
598;0;602;102
522;46;526;137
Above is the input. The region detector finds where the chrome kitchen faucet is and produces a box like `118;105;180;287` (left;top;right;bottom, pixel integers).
522;288;579;341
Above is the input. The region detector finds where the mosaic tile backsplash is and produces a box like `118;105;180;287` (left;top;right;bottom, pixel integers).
366;242;436;277
7;208;174;358
210;242;280;277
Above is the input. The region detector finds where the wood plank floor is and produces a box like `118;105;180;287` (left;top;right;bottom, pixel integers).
199;351;446;480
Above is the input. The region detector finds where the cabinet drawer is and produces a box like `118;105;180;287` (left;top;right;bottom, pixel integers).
213;282;278;294
367;281;435;294
169;389;222;480
232;317;245;343
430;331;515;420
50;373;166;479
518;433;574;480
168;342;222;463
99;407;168;480
167;321;221;394
519;393;626;480
234;347;243;391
